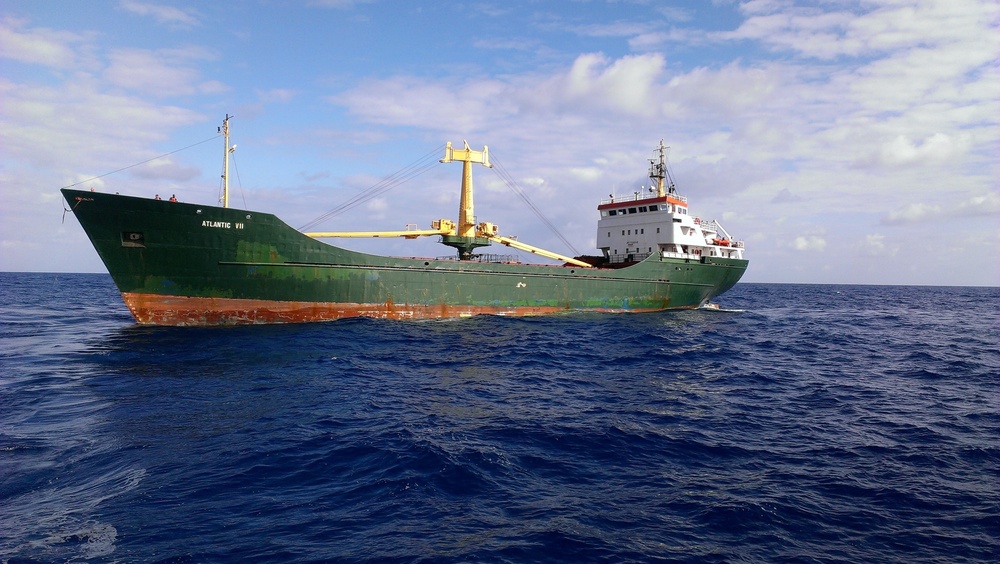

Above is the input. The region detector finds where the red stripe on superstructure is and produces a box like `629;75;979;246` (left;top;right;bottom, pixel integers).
121;293;672;326
597;195;686;211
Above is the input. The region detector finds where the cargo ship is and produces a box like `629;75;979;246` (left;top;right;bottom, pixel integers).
62;116;747;326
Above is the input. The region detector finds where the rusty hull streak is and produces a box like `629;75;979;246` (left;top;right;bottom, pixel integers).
122;292;666;326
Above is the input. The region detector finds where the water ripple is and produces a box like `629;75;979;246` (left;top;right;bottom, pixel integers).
1;275;998;562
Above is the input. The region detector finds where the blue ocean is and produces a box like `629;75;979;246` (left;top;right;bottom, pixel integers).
1;272;997;562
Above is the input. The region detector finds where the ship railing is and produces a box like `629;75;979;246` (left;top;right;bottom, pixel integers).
474;254;521;263
661;250;710;260
435;254;522;264
600;192;686;206
607;252;653;264
699;221;744;249
696;220;720;233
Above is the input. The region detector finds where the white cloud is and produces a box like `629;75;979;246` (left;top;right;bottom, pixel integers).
873;133;959;166
0;17;212;182
880;191;1000;225
0;16;94;69
955;192;1000;217
1;0;997;285
257;89;297;103
561;53;665;115
366;197;388;213
332;76;510;131
119;0;200;28
863;233;898;256
131;157;201;181
730;0;1000;60
569;168;602;182
300;171;331;182
725;5;860;59
570;21;654;39
628;28;697;51
770;188;802;203
334;52;783;134
883;202;940;225
1;81;204;174
653;6;695;22
104;48;226;98
307;0;377;9
663;62;779;118
792;235;827;251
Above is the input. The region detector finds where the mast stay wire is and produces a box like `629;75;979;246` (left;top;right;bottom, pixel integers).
58;135;583;259
227;153;248;210
57;134;221;190
489;152;581;257
297;144;446;232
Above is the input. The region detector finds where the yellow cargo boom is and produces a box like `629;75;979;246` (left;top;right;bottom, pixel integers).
476;222;592;268
305;220;457;240
304;139;590;269
305;219;590;268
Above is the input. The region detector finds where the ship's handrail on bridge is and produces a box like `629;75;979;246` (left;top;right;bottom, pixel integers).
600;192;687;206
697;220;720;233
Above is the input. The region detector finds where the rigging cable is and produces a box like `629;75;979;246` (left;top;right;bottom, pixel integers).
225;153;248;210
489;153;581;256
57;135;220;190
297;144;445;232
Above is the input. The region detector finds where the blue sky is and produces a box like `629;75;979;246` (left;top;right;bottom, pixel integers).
2;0;998;285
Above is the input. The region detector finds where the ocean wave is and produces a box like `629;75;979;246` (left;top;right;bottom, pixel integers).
1;275;998;561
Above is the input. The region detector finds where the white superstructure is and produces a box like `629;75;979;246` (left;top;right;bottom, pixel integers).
596;141;744;264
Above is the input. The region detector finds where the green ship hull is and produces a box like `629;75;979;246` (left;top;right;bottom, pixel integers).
62;188;747;326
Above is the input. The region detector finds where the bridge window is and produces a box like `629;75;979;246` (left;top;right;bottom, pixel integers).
628;207;637;214
639;206;647;212
609;210;617;216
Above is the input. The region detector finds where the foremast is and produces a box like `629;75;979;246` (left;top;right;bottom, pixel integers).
220;114;235;208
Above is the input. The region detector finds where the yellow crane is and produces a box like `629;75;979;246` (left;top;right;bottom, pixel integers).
305;141;591;268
